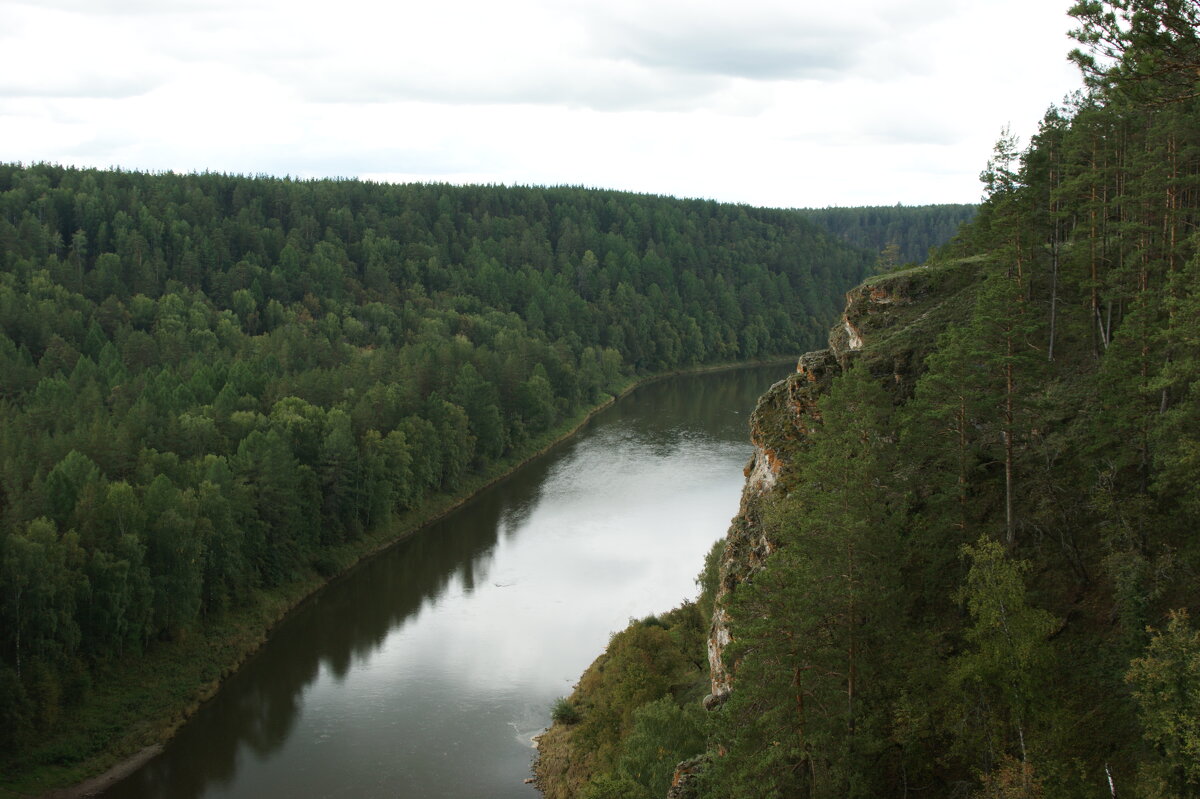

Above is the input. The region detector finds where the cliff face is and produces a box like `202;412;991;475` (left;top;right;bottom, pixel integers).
706;261;974;705
705;350;837;704
532;262;983;799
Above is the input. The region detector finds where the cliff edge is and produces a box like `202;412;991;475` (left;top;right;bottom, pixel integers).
706;259;979;708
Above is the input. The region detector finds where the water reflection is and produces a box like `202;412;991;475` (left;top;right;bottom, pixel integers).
102;363;790;799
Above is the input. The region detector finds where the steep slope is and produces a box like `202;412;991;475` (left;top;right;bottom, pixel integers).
533;261;987;798
706;259;981;710
697;4;1200;790
537;5;1200;790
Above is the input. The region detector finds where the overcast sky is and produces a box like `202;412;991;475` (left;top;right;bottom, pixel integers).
1;0;1083;209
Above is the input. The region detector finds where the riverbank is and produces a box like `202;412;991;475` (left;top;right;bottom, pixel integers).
40;746;161;799
1;358;793;799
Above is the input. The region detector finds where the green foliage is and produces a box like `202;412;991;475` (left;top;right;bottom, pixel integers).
1068;0;1200;104
706;365;904;799
580;772;648;799
537;604;711;796
949;537;1056;774
800;204;977;265
551;696;580;725
1127;610;1200;795
610;697;706;798
44;451;101;528
1;169;892;778
696;537;724;623
634;7;1200;795
976;755;1047;799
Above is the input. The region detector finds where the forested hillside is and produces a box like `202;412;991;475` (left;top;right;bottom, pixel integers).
0;170;886;786
800;203;976;266
536;2;1200;797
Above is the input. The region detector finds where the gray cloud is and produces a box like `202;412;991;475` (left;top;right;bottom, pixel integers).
293;64;725;112
576;0;977;84
0;0;1083;209
598;19;861;80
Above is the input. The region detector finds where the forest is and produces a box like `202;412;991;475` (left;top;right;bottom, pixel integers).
0;165;977;787
800;203;976;266
535;2;1200;798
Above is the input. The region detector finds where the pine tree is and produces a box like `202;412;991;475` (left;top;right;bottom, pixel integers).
709;365;901;798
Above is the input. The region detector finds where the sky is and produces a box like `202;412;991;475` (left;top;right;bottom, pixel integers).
0;0;1084;209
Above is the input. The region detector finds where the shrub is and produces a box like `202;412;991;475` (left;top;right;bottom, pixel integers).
551;697;580;725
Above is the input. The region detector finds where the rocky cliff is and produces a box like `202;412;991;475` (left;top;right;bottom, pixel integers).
533;260;983;799
705;259;978;708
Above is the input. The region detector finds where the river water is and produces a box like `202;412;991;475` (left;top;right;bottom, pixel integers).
101;363;790;799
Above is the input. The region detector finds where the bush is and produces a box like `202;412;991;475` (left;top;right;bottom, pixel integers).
581;773;648;799
551;697;580;725
615;696;706;797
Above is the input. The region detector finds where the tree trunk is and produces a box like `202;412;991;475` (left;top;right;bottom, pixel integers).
1005;340;1016;549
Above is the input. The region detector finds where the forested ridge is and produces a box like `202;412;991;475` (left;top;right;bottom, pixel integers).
0;169;903;787
536;3;1200;797
799;203;976;267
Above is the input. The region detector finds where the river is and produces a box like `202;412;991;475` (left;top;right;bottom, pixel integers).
100;363;790;799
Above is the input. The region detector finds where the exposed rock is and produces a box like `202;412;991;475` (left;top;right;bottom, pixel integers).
707;354;839;701
535;262;981;799
667;754;708;799
707;262;973;707
830;272;917;369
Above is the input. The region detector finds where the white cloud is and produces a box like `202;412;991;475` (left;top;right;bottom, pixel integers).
0;0;1083;206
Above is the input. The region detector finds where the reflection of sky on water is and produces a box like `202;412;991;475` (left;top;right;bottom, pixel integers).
419;435;745;683
101;364;790;799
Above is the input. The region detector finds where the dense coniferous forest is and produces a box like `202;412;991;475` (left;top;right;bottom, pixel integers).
800;203;977;266
536;3;1200;798
0;167;924;786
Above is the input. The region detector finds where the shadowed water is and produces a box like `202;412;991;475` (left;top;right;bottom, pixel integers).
101;363;790;799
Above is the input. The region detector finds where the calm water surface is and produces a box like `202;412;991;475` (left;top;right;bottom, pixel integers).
102;363;790;799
